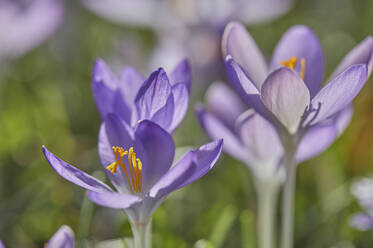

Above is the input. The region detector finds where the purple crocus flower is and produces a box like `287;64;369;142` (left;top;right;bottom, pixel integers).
43;115;222;244
351;177;373;231
0;0;63;61
222;22;372;140
92;59;190;134
0;225;74;248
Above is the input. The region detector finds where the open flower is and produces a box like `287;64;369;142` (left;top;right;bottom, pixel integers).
223;22;372;143
43;115;222;226
351;177;373;231
0;0;63;61
92;59;190;133
0;225;74;248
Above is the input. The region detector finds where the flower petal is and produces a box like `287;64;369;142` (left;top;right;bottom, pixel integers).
134;68;173;128
270;25;324;98
150;94;175;132
47;225;75;248
261;67;310;133
236;110;283;165
118;66;145;108
222;22;268;88
225;57;269;118
169;83;189;132
296;106;353;163
149;150;197;198
178;139;223;188
196;106;249;163
88;191;142;209
92;60;131;123
42;146;112;193
169;59;191;90
350;213;373;231
331;36;373;79
205;81;246;129
134;120;175;192
309;65;367;125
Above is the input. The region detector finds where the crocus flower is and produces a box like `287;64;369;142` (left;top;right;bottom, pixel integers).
43;115;223;245
223;22;372;152
351;177;373;231
0;0;63;61
0;225;74;248
92;59;190;134
222;22;372;248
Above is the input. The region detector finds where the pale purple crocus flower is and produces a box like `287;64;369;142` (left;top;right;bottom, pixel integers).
0;0;63;61
196;81;353;248
351;177;373;231
0;225;74;248
92;59;190;134
43;115;222;248
222;22;373;248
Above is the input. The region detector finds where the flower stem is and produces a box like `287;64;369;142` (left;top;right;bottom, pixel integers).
131;220;151;248
257;181;279;248
280;151;297;248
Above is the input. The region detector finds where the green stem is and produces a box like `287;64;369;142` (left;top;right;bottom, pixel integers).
256;180;279;248
131;220;151;248
280;151;297;248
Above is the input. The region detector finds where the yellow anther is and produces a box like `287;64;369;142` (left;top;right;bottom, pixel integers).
106;146;143;194
280;56;306;80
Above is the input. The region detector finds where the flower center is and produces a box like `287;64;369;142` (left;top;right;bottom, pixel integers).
280;56;306;80
106;146;143;194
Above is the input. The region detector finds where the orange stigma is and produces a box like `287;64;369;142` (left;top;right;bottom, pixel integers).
106;146;143;194
280;56;306;80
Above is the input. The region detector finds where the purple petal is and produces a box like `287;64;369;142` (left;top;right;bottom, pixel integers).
118;66;145;108
296;106;353;162
270;25;324;98
134;120;175;192
236;110;283;165
222;22;268;89
350;213;373;231
169;59;191;90
134;68;174;129
47;225;74;248
149;151;197;198
92;60;131;123
0;0;64;59
196;106;249;163
88;191;142;209
150;94;175;132
0;240;4;248
42;146;112;193
331;36;373;79
205;82;246;129
178;139;223;188
261;67;310;133
225;57;269;118
169;83;189;132
309;65;367;125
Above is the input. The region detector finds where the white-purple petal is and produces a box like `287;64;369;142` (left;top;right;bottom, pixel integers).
350;213;373;231
0;240;4;248
270;25;324;98
309;64;367;125
88;191;142;209
47;225;75;248
261;67;310;133
206;81;246;129
222;22;268;89
331;36;373;79
196;106;249;163
42;146;112;193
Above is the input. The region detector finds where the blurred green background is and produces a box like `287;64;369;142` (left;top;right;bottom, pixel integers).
0;0;373;247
